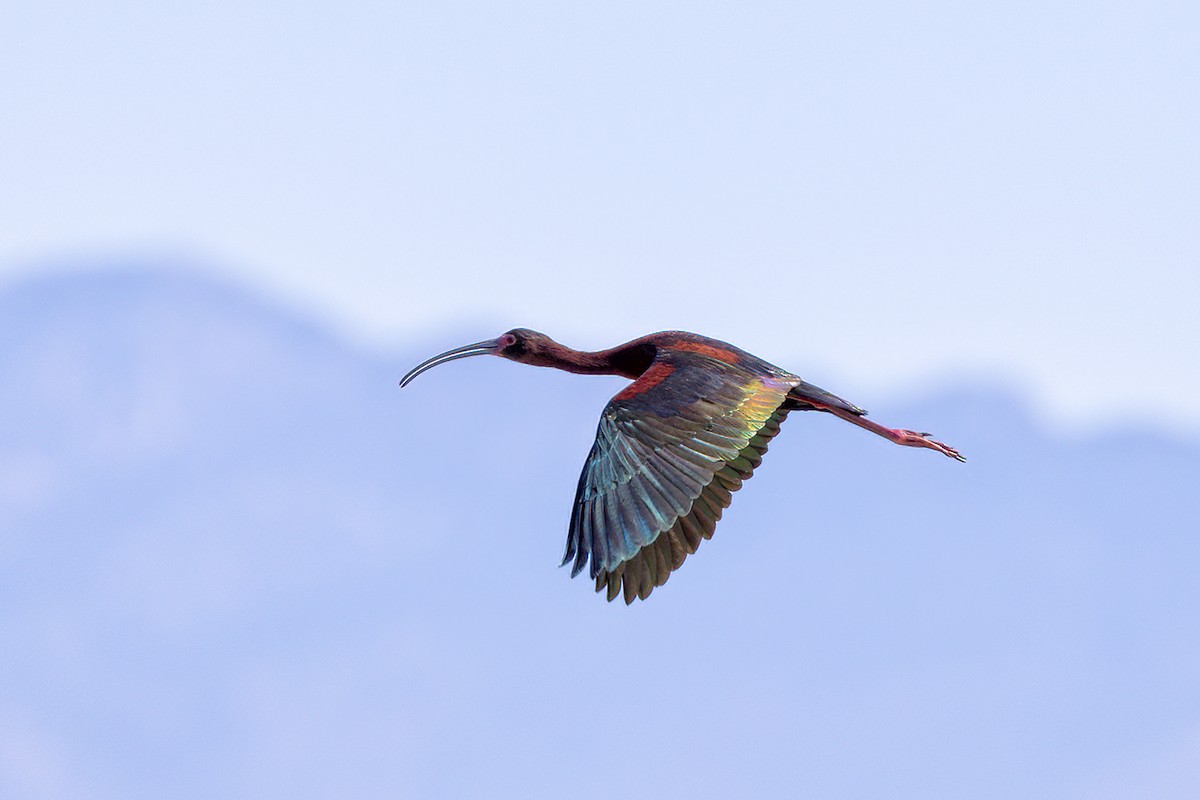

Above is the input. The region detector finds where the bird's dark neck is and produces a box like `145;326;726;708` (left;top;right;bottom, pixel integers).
540;339;656;380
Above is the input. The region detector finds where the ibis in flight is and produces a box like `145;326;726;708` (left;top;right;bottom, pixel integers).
400;329;964;604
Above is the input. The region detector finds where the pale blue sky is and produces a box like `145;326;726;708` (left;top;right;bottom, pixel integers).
2;1;1197;431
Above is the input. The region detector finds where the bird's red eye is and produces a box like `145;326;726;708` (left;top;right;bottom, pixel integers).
500;334;517;348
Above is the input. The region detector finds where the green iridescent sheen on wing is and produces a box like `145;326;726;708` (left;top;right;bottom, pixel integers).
594;406;789;603
561;350;798;603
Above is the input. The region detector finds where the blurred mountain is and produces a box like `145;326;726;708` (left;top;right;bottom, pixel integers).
0;268;1197;799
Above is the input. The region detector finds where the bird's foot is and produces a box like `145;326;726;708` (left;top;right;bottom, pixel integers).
898;430;966;462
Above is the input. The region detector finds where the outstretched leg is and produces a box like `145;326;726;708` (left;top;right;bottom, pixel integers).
824;406;965;461
788;381;965;462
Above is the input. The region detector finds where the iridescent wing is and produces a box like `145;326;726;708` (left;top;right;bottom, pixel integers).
561;350;797;603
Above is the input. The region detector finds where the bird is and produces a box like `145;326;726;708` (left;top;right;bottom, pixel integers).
400;328;964;604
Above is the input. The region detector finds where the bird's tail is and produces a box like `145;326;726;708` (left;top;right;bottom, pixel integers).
786;380;867;416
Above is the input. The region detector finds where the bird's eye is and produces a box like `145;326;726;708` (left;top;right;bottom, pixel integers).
500;334;518;348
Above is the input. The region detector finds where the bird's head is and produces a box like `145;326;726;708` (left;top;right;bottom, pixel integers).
399;328;560;387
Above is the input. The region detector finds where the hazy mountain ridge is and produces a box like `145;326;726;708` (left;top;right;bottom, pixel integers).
1;268;1197;799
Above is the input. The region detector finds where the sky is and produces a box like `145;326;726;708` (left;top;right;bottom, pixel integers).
2;1;1198;431
2;6;1200;796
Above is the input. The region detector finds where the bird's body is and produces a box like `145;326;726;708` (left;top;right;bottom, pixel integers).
401;329;963;604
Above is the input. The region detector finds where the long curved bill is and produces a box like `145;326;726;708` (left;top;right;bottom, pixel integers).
399;338;499;387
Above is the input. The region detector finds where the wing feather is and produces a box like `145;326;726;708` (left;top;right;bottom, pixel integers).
562;347;797;602
589;406;791;602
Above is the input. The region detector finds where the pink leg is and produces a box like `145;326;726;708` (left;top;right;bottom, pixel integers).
824;407;966;462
